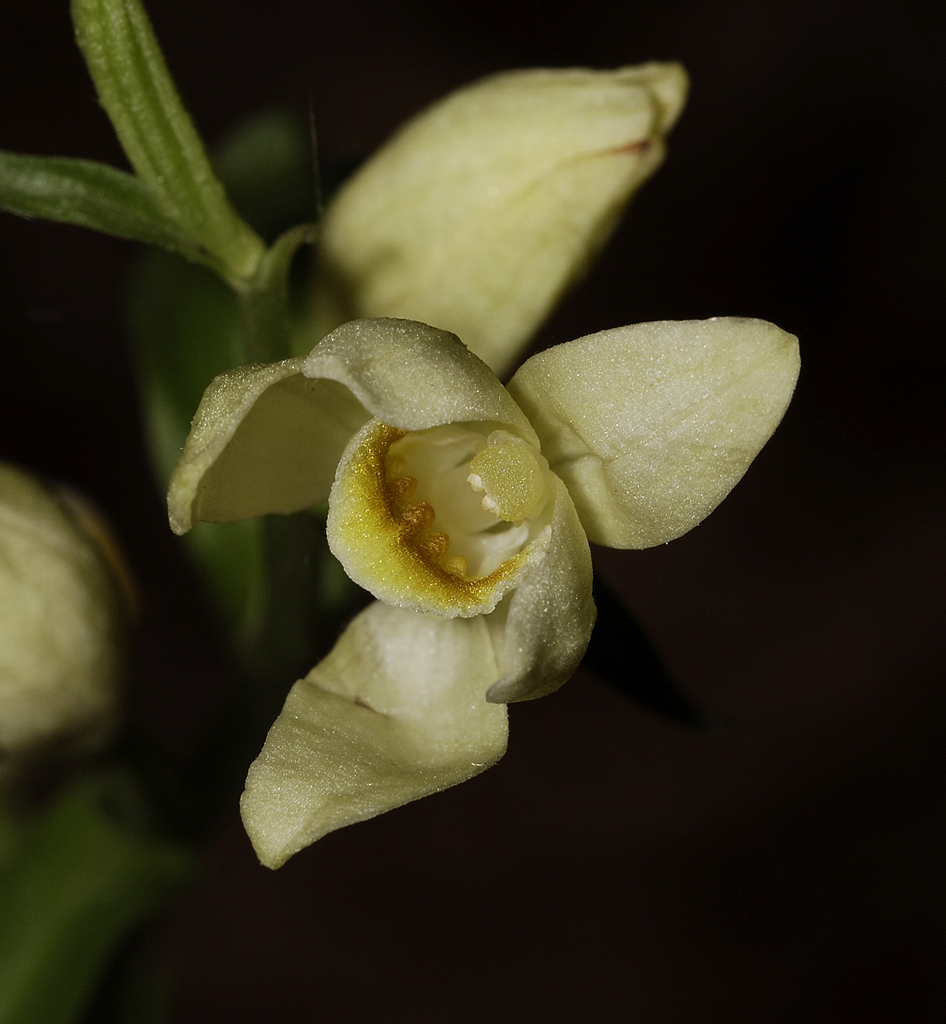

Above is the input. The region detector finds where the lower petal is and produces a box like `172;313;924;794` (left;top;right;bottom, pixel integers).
240;601;508;868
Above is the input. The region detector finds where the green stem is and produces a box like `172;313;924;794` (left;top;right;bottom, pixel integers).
71;0;265;284
235;223;317;364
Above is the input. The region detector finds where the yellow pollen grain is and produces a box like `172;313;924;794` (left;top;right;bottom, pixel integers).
398;501;435;535
389;474;417;500
417;531;450;561
383;434;459;571
442;555;469;578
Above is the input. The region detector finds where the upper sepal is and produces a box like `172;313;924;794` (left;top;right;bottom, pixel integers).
508;318;800;548
302;319;537;441
167;317;537;536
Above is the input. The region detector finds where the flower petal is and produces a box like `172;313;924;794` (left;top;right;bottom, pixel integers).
167;357;369;534
240;601;508;868
508;318;800;548
315;64;688;375
485;474;595;703
302;318;537;442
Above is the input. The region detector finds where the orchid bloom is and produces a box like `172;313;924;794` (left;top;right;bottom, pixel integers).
168;316;799;867
314;62;688;375
0;463;126;768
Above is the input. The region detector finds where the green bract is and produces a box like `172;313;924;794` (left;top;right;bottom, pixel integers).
169;316;799;867
315;63;688;375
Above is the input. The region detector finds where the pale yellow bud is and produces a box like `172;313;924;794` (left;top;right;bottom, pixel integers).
316;63;688;375
0;464;126;765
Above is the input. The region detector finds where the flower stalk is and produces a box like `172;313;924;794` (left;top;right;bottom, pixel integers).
70;0;266;286
234;223;318;364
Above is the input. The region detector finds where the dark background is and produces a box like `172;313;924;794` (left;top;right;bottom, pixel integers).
2;1;945;1020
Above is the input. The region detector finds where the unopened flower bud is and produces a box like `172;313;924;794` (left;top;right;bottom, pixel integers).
0;463;127;766
316;62;688;375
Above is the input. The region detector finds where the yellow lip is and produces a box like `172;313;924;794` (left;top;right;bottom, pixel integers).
328;421;549;618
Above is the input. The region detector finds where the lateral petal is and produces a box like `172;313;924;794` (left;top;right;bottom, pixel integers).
486;475;595;703
240;601;508;868
167;357;369;534
508;318;800;548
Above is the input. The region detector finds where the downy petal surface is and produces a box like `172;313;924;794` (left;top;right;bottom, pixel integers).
508;318;800;547
240;600;508;868
485;473;595;703
316;64;688;375
167;356;368;534
167;315;798;863
301;318;536;442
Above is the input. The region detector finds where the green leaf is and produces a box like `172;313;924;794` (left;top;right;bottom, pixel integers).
129;111;346;692
128;250;330;671
0;151;209;261
127;109;314;649
129;248;247;487
0;775;192;1024
71;0;264;283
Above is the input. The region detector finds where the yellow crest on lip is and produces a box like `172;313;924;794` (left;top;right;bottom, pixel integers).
327;421;550;618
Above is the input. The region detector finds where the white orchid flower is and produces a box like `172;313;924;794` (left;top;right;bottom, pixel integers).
168;316;799;867
314;63;688;376
0;463;127;768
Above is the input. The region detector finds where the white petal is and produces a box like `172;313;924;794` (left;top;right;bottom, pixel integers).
302;318;537;443
316;64;688;375
508;318;800;548
486;475;595;703
167;357;369;534
240;601;508;868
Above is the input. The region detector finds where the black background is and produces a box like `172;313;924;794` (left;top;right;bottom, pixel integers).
2;1;945;1020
